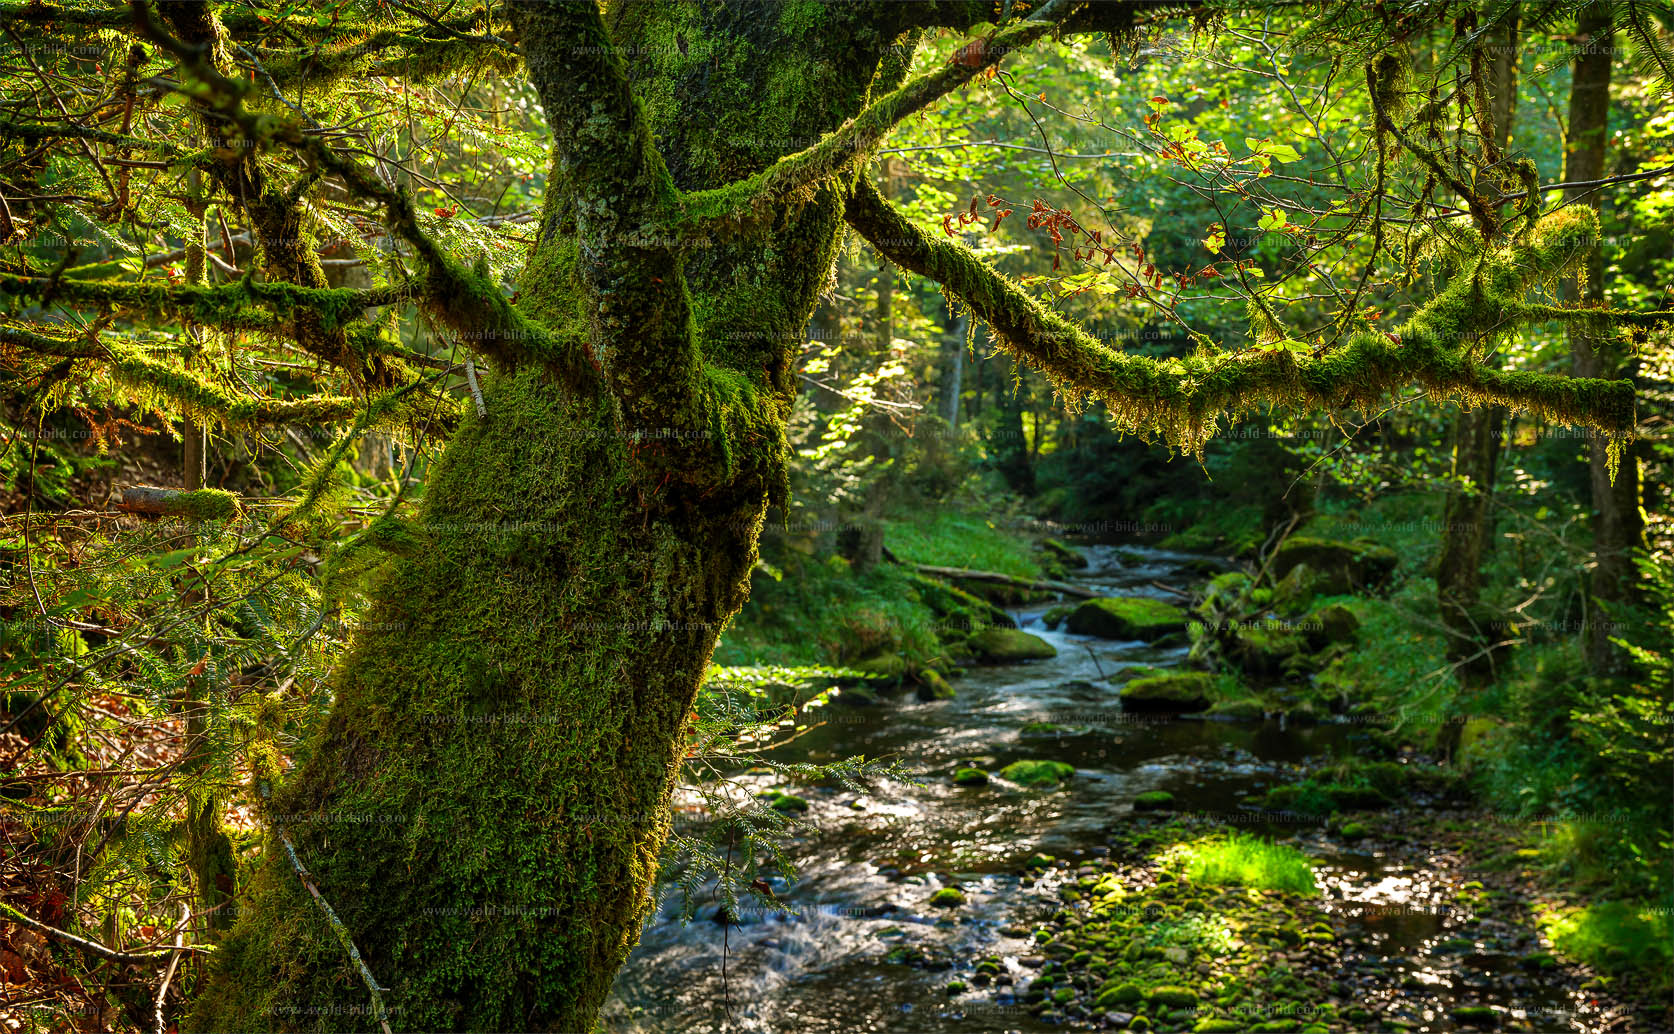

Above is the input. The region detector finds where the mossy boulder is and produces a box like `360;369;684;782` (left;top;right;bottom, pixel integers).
1303;603;1360;648
1338;821;1369;840
999;759;1076;788
1040;538;1088;569
1271;536;1398;594
848;652;906;683
1226;623;1308;677
1133;790;1175;811
952;767;990;787
1208;696;1266;720
915;668;955;701
1119;672;1216;713
1041;604;1074;631
756;789;809;813
1450;1005;1499;1027
929;887;966;908
968;627;1057;663
1068;596;1188;641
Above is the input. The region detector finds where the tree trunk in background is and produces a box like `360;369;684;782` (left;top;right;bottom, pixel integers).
1563;7;1644;676
941;310;969;431
189;4;908;1029
1437;6;1517;682
994;359;1035;495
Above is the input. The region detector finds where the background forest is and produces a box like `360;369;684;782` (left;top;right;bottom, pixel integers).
0;1;1670;1032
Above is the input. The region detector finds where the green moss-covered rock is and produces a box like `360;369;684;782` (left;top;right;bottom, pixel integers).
848;652;907;682
1226;623;1309;677
756;789;809;813
952;767;990;787
915;668;955;700
1041;604;1073;631
1303;603;1360;647
1271;536;1398;594
929;887;966;908
1338;821;1369;840
1148;985;1199;1008
1040;538;1087;569
1119;672;1216;713
1133;790;1175;811
968;627;1057;662
999;759;1075;788
1450;1005;1499;1027
1094;981;1144;1008
1068;596;1188;640
1208;696;1267;720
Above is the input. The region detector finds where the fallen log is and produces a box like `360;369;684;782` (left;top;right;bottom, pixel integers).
909;563;1101;599
116;486;241;521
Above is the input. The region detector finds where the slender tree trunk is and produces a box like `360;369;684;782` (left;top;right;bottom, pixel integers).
1437;6;1517;681
942;311;968;431
1562;6;1644;675
189;4;908;1030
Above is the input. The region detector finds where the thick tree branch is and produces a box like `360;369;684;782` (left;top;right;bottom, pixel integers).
678;0;1076;228
843;178;1637;451
513;1;704;437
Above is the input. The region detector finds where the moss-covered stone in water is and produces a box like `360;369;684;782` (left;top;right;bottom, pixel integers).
945;980;967;995
757;789;809;813
967;627;1057;662
1194;1021;1250;1033
1134;790;1175;811
1271;536;1398;594
1040;538;1088;569
1067;596;1188;640
952;767;989;787
1000;760;1076;788
929;887;966;908
1041;604;1073;630
915;668;955;701
1024;853;1056;870
1338;821;1369;840
1119;672;1217;713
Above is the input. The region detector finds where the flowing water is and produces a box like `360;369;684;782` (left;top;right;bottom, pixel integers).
603;546;1598;1033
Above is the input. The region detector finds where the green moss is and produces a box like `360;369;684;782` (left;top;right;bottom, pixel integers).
1134;790;1175;811
967;627;1056;663
1067;596;1188;640
1169;833;1318;894
952;767;989;787
999;760;1075;788
1119;672;1217;713
929;887;966;908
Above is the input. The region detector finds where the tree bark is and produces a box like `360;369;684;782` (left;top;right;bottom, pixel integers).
187;3;913;1030
1563;6;1644;675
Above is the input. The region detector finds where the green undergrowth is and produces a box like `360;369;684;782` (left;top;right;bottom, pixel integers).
715;556;941;667
883;509;1045;579
1536;900;1674;998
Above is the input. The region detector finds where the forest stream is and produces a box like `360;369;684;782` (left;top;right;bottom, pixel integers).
604;545;1624;1034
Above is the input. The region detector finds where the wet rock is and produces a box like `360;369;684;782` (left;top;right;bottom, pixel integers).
968;627;1058;663
1068;596;1189;641
999;760;1076;788
915;668;956;700
929;887;965;908
1133;790;1175;811
1119;672;1216;713
952;767;989;787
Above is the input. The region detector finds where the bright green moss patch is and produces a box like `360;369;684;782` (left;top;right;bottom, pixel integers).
967;627;1056;663
1134;790;1176;811
1067;596;1188;640
929;887;966;908
1169;833;1318;894
1538;901;1674;994
999;759;1075;788
1119;672;1218;713
952;767;989;786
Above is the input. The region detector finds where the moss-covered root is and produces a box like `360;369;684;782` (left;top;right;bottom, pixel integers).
186;368;768;1032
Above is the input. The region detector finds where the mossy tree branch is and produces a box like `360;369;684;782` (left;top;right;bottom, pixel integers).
843;178;1641;452
676;0;1076;228
512;1;707;442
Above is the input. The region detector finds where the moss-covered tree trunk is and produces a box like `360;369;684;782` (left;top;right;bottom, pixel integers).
187;3;907;1030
